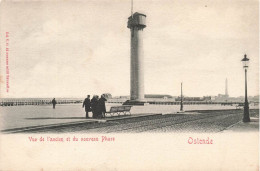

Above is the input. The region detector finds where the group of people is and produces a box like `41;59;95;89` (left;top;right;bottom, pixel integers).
82;95;107;118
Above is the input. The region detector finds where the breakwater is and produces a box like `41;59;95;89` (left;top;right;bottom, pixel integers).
107;99;246;106
0;98;83;106
1;98;256;107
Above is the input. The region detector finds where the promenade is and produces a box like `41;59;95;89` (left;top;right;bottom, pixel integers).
222;117;259;132
1;104;258;133
0;103;246;131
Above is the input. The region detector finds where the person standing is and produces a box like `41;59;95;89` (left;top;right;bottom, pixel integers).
82;95;91;118
91;95;99;119
52;98;57;109
98;95;107;118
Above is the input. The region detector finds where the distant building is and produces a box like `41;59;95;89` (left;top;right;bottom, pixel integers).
175;96;212;101
102;93;112;99
214;94;229;102
120;96;130;99
203;96;212;101
210;96;216;101
176;96;203;101
145;94;173;99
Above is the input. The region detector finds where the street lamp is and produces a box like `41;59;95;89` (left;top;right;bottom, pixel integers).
180;82;183;111
241;54;250;122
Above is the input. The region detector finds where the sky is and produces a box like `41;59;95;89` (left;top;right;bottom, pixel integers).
0;0;259;98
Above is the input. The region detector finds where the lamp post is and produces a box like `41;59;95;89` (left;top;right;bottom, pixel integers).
180;82;183;111
241;54;250;122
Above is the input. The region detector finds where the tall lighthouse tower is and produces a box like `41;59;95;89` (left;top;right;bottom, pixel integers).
225;78;229;97
125;12;146;105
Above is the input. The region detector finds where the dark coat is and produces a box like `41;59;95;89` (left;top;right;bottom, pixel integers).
98;97;107;114
52;99;57;105
91;97;99;118
83;98;91;111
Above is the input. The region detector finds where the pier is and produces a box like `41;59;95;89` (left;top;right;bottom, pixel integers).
0;98;82;107
1;98;258;107
107;99;249;106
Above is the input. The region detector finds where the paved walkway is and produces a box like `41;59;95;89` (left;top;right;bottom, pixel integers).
1;104;240;130
1;113;161;133
222;117;259;132
6;109;259;133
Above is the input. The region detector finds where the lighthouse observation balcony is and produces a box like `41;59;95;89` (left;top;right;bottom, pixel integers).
127;12;146;29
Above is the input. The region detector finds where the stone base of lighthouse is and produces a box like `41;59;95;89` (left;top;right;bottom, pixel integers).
123;100;148;106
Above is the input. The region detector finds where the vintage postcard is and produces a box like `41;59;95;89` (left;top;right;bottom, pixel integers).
0;0;259;170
